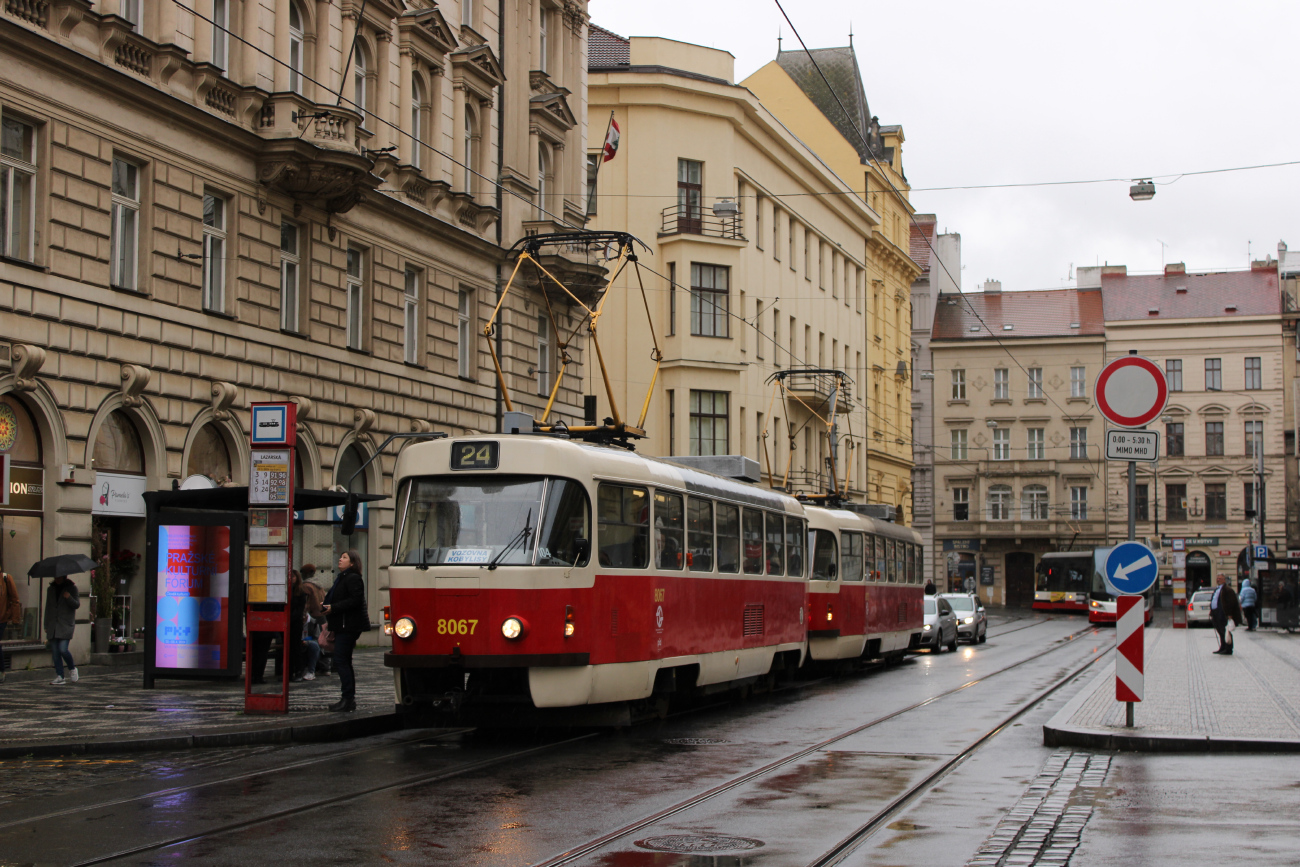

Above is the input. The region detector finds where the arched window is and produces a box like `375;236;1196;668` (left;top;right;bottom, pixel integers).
187;424;232;483
411;74;426;171
464;105;476;192
1022;484;1049;521
987;484;1012;521
354;46;369;128
92;410;145;474
0;394;41;464
289;2;305;94
336;443;369;494
536;144;549;219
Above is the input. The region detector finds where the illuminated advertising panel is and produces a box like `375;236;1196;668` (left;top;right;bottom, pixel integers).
156;524;231;669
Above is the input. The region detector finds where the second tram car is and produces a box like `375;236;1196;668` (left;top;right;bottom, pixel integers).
383;434;924;720
1033;551;1092;613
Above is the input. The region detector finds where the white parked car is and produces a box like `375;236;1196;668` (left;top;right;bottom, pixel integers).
939;592;987;644
1186;589;1214;627
922;596;959;653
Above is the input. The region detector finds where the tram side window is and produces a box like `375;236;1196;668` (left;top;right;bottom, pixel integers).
886;539;897;582
654;491;685;570
841;531;864;581
896;541;905;583
765;512;785;576
811;529;839;580
536;478;592;567
687;497;714;572
742;508;765;574
597;483;649;569
717;503;740;573
786;517;806;578
914;544;923;584
904;544;913;584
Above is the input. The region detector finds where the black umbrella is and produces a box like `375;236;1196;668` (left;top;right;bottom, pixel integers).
28;554;99;578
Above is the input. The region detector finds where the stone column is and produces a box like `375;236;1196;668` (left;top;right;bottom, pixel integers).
371;33;392;150
552;141;564;224
528;126;539;215
158;0;178;45
397;49;414;165
273;0;291;92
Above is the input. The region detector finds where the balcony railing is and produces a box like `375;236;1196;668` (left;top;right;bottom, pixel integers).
660;200;743;240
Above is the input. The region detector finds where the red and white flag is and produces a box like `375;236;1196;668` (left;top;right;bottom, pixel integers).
602;118;621;163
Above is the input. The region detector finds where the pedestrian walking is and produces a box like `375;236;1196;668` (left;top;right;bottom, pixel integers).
1210;573;1243;655
44;574;80;684
1239;577;1258;631
322;549;369;712
1;568;22;683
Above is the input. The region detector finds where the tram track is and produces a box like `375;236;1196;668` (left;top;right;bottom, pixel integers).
18;621;1103;866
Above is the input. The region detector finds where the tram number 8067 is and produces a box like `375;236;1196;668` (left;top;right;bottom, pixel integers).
436;619;479;635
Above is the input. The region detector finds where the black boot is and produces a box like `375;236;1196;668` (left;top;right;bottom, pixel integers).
329;698;356;712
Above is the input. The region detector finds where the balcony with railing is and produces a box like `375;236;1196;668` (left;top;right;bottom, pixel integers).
660;198;744;240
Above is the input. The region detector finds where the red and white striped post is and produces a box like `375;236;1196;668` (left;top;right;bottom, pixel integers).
1115;594;1144;725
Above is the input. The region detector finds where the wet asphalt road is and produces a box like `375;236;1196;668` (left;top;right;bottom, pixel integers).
9;614;1287;867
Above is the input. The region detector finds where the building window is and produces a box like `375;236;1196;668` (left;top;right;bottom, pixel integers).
404;267;421;365
1166;421;1184;456
585;153;599;216
1166;483;1187;521
988;485;1012;521
463;106;475;191
1135;484;1149;521
457;289;473;378
1022;485;1048;520
677;158;702;234
110;158;140;290
1166;359;1182;391
279;220;300;332
689;390;728;456
0;116;36;262
536;314;551;395
952;487;969;521
1205;421;1224;456
772;207;780;259
992;428;1010;461
667;262;676;336
804;230;810;279
755;301;764;360
951;368;966;400
462;0;473;28
755;195;763;250
202;191;227;313
411;75;426;171
789;218;796;272
213;0;230;70
537;2;548;73
1205;358;1221;391
689;263;729;337
354;45;369;128
121;0;139;26
1070;486;1088;520
1245;420;1263;458
993;368;1009;400
667;389;675;455
1244;482;1258;517
1028;367;1043;398
1027;427;1044;460
346;246;365;350
1205;483;1227;521
1070;366;1086;398
950;428;967;460
1244;357;1262;390
535;143;549;219
1070;426;1087;460
289;2;305;93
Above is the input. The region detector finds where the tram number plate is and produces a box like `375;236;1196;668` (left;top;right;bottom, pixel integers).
451;441;499;470
437;619;478;635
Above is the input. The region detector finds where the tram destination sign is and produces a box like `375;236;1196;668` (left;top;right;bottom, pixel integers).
1105;429;1159;462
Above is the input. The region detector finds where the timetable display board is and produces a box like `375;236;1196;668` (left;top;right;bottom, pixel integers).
248;546;289;603
250;449;291;505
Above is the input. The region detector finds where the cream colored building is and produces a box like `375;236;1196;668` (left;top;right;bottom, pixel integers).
0;0;593;669
743;46;918;517
1096;263;1285;594
586;30;886;502
930;284;1108;607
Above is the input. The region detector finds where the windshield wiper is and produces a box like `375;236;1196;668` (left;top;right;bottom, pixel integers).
487;509;532;570
417;515;429;570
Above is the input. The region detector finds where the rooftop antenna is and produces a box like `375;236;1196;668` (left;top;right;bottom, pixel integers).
848;23;853;47
777;27;782;54
1157;239;1168;268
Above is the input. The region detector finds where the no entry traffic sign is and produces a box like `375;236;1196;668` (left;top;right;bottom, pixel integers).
1095;355;1168;428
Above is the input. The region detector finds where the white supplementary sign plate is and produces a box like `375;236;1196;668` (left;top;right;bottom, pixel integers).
1105;429;1159;462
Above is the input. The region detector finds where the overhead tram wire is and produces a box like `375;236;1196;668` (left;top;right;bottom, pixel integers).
772;0;1105;484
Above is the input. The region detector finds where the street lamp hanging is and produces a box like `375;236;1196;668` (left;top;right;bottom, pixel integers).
1129;179;1156;202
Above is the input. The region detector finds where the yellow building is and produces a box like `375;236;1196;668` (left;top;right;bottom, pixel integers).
743;45;918;518
586;29;887;503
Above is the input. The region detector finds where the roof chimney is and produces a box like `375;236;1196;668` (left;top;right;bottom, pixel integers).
1164;262;1186;276
983;280;1001;294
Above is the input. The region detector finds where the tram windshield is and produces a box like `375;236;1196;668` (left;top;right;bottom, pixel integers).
394;475;591;567
1035;555;1092;595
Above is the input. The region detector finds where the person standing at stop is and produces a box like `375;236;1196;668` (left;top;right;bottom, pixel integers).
1210;573;1243;655
321;549;368;712
1239;577;1258;632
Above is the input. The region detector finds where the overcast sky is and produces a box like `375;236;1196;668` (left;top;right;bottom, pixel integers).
590;0;1300;293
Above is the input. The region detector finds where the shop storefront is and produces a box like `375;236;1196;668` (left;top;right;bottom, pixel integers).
0;395;47;652
89;409;150;647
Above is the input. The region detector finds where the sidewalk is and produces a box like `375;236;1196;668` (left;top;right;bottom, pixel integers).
0;649;404;758
1044;624;1300;752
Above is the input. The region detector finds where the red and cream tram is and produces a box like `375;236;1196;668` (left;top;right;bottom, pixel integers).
383;434;925;721
804;505;924;664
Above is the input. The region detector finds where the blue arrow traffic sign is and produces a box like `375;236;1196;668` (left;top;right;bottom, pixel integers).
1105;541;1159;596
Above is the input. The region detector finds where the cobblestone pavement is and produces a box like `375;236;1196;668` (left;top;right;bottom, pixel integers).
0;649;397;751
1047;625;1300;745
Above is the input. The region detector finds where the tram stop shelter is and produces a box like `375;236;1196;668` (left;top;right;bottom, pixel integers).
141;486;387;689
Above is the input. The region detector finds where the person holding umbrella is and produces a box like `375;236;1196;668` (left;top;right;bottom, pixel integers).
29;553;96;685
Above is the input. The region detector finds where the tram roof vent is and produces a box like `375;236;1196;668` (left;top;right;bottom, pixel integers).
843;503;897;522
661;454;761;484
502;411;537;435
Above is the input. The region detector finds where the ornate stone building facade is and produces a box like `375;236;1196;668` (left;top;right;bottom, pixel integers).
0;0;592;668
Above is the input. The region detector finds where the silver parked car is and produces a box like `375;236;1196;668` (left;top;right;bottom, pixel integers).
1186;589;1214;627
922;596;959;652
939;592;987;644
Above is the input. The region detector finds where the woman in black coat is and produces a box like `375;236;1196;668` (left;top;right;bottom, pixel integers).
322;548;368;711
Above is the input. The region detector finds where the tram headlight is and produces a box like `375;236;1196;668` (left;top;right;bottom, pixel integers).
502;616;528;640
393;617;416;639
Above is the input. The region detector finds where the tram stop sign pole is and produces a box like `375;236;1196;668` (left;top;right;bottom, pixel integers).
1096;353;1167;727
